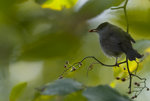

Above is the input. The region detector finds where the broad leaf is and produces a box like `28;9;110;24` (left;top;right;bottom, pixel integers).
9;82;27;101
83;85;130;101
19;33;80;61
64;91;87;101
77;0;123;20
39;78;83;95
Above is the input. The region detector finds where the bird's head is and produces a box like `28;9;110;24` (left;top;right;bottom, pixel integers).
89;22;109;33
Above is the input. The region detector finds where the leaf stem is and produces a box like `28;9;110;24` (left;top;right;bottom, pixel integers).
111;0;129;32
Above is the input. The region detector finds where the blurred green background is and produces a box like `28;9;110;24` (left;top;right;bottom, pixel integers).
0;0;150;101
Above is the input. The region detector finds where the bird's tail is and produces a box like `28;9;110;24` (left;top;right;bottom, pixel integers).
126;49;143;61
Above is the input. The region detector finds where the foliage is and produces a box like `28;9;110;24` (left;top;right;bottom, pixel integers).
41;0;78;10
83;85;130;101
0;0;150;101
37;79;130;101
40;79;83;95
9;82;27;101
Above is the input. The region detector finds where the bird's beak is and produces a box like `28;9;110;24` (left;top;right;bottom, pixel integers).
89;29;97;32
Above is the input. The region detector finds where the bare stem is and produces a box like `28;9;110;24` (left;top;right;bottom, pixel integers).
80;56;126;67
111;0;133;93
111;0;129;32
59;56;127;78
126;58;132;92
124;0;129;33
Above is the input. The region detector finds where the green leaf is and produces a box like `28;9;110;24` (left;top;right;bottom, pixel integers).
39;78;83;95
9;82;27;101
19;33;80;61
35;0;47;4
64;91;87;101
83;85;130;101
77;0;123;20
15;0;28;3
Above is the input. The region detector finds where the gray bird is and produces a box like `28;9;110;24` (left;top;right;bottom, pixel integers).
89;22;142;64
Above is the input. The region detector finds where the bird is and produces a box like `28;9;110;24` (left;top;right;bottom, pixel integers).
89;22;143;65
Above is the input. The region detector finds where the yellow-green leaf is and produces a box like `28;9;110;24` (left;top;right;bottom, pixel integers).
9;82;27;101
113;60;139;78
41;0;78;11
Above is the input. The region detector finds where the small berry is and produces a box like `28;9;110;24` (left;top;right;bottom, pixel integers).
121;78;126;82
137;83;140;87
64;65;67;68
123;67;126;70
65;61;69;64
128;91;131;94
71;67;76;72
59;76;63;79
134;82;138;85
147;88;149;91
131;96;135;99
79;62;82;66
116;77;120;80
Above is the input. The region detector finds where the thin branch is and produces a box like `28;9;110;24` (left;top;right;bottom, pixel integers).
126;57;132;93
111;6;124;10
111;0;129;32
134;60;139;75
79;56;126;67
131;74;146;81
59;56;127;78
124;0;129;33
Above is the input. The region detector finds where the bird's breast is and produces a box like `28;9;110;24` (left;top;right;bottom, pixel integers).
99;36;123;57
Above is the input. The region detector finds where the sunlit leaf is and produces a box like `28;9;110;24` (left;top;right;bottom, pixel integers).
41;0;78;11
110;80;118;88
113;60;138;79
145;47;150;54
83;85;130;101
9;82;27;101
39;78;83;95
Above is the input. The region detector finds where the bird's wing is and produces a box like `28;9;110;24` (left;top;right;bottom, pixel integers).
110;30;134;53
119;41;132;53
125;33;136;43
112;26;135;43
